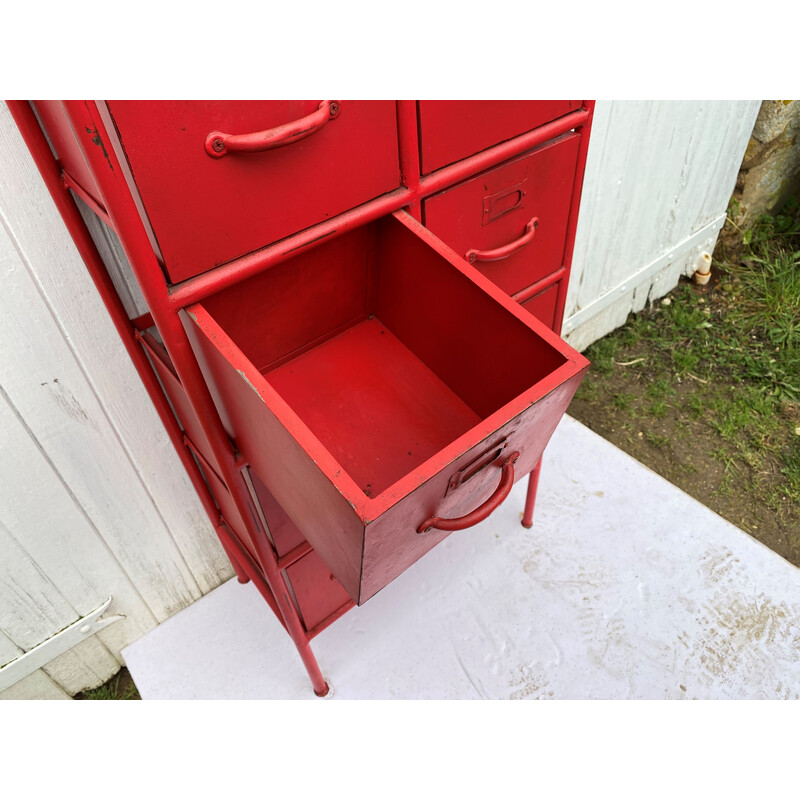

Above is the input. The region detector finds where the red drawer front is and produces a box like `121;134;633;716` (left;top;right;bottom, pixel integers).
418;100;582;174
249;471;351;631
249;469;307;558
140;331;223;476
183;211;588;605
423;133;580;297
106;101;401;284
284;551;352;632
520;282;560;332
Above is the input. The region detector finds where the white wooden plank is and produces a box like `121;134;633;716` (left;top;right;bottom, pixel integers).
563;100;760;350
0;595;123;694
0;224;209;619
562;215;725;337
564;239;713;354
0;669;71;700
0;517;79;650
0;630;23;671
0;597;119;690
0;394;156;687
43;639;120;695
0;104;231;596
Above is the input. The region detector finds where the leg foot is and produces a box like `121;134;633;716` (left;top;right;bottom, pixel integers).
218;528;252;584
522;459;542;529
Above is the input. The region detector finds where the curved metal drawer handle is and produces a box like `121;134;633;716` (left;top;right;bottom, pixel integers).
417;452;519;533
205;101;341;159
465;217;539;263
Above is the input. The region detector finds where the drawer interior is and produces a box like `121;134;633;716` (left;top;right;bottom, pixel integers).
199;214;568;499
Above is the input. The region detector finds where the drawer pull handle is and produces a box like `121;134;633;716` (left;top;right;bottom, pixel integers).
205;101;341;159
465;217;538;263
417;452;519;534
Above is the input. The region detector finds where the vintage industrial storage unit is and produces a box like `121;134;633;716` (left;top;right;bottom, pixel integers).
10;100;594;695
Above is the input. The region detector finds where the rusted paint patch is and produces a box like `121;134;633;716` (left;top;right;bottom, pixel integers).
84;125;114;173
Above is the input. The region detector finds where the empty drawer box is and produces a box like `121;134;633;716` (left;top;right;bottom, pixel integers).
183;211;588;604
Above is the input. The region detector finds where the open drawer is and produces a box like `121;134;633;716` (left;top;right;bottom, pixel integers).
183;211;588;605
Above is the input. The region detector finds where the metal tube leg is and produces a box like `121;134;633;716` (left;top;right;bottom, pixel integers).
521;459;542;529
218;533;251;584
260;565;330;697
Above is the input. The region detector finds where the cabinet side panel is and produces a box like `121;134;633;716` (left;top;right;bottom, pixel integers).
183;310;366;601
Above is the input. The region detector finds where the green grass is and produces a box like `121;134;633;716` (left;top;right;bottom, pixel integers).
78;669;140;700
610;391;636;411
579;196;800;519
644;431;670;448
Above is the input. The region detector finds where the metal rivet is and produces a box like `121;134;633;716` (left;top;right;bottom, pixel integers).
212;139;225;153
79;624;92;634
329;102;340;116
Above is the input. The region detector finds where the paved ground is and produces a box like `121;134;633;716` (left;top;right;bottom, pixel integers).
123;416;800;700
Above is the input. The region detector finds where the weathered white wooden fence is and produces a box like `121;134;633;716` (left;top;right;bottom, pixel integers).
0;100;760;698
564;100;761;351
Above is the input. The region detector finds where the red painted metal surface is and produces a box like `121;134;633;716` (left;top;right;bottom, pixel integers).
466;217;538;264
519;281;560;329
61;170;112;227
169;105;590;307
284;552;353;632
184;210;588;603
423;133;580;296
245;472;354;633
521;459;543;529
417;451;519;533
105;100;401;283
205;100;340;158
13;98;595;694
31;101;105;210
417;100;582;174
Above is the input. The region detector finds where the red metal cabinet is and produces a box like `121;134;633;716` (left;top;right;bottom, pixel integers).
423;133;580;298
417;100;581;174
105;101;401;283
12;99;594;695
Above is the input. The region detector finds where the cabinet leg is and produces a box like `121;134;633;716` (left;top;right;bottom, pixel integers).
266;569;330;697
521;459;542;529
219;534;251;584
216;521;329;696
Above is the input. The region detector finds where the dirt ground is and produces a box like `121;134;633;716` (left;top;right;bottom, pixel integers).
74;666;140;700
568;262;800;569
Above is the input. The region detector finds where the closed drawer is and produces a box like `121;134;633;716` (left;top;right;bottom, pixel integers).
423;133;580;297
520;282;560;332
249;472;352;632
106;101;401;284
183;211;588;605
418;100;582;174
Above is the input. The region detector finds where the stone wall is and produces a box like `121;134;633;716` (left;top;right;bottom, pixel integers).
732;100;800;226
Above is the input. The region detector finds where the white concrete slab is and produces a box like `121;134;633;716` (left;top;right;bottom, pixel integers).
123;416;800;700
